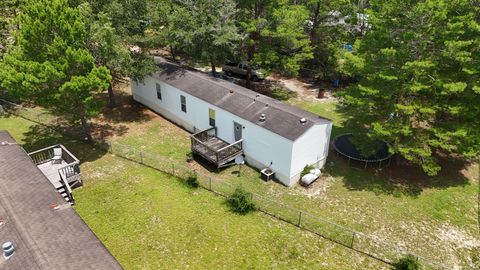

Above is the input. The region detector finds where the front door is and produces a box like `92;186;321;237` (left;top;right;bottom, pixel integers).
233;122;242;141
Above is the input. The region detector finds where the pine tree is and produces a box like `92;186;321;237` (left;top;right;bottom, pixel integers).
236;0;313;88
0;0;111;141
339;0;480;175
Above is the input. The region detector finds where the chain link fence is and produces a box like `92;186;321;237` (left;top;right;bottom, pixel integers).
104;141;445;270
0;98;447;269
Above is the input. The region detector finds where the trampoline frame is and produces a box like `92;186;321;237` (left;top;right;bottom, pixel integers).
332;133;392;169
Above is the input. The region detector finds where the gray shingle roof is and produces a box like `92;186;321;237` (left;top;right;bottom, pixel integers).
0;131;123;270
153;58;331;141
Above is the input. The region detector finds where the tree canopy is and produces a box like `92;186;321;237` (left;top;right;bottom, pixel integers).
0;0;477;175
161;0;241;74
339;0;480;175
0;0;111;140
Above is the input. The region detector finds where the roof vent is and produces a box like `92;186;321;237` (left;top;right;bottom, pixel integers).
256;94;260;98
300;118;307;124
229;90;234;94
2;241;14;259
265;103;269;107
259;114;266;122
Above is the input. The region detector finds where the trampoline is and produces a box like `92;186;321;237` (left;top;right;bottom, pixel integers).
333;133;392;169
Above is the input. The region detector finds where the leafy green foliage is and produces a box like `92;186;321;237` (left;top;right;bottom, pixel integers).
0;0;24;56
78;0;149;38
392;254;420;270
338;0;480;175
186;174;199;188
349;134;383;158
159;0;240;73
269;87;297;101
77;1;156;106
300;164;315;178
227;187;256;215
129;51;157;82
237;0;313;81
0;0;111;140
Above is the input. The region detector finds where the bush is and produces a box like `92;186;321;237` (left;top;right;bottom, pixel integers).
270;87;297;101
227;187;256;215
300;164;315;178
392;254;420;270
186;174;199;188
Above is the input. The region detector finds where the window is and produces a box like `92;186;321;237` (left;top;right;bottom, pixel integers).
180;95;186;112
156;83;162;100
208;108;215;127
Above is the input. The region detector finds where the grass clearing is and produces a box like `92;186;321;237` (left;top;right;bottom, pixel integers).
1;115;387;269
95;84;479;269
1;83;478;268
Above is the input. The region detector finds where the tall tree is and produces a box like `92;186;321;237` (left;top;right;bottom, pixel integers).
0;0;24;56
301;0;355;80
76;0;157;107
79;4;132;107
339;0;480;175
159;0;240;75
236;0;313;88
0;0;111;141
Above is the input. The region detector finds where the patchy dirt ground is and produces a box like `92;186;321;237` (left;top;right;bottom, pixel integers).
267;73;337;103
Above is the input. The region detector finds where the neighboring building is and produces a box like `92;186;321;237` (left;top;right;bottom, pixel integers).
0;131;122;270
131;58;332;186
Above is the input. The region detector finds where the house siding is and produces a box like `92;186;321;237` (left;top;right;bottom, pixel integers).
132;78;296;185
290;123;332;183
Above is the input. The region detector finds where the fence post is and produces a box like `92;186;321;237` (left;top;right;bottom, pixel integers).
108;142;112;154
172;164;175;176
298;211;302;227
351;232;356;248
209;177;212;190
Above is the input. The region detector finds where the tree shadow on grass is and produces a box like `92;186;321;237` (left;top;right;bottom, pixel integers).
99;90;152;124
88;90;153;140
326;151;472;198
21;124;108;164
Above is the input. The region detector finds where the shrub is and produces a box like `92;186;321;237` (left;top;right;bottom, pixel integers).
227;187;256;215
186;174;199;188
300;164;314;178
270;87;297;101
392;254;420;270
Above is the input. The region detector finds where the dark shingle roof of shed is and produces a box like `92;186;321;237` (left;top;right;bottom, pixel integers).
153;58;331;141
0;131;122;270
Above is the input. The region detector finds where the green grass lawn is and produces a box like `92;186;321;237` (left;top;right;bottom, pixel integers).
2;88;478;269
98;88;479;269
1;115;387;269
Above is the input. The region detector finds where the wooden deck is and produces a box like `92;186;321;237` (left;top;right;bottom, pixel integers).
37;161;69;188
28;144;82;203
191;127;243;168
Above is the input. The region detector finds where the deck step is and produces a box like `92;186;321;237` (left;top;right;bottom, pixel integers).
56;187;71;202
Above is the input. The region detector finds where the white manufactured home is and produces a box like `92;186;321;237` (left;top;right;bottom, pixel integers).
131;58;332;186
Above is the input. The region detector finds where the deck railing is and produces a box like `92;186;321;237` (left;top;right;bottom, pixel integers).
58;170;75;204
192;127;217;142
28;146;55;165
28;144;82;186
28;144;80;165
191;127;243;166
216;139;243;163
191;136;218;162
58;163;81;181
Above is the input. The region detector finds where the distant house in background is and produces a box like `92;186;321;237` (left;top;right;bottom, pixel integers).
0;131;122;269
131;58;332;186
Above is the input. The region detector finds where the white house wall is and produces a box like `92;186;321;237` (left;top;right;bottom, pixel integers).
131;78;296;185
290;123;332;182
